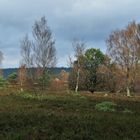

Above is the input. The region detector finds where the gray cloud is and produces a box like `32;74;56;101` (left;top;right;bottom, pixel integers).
0;0;140;67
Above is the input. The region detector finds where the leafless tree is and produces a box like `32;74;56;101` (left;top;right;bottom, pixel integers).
32;16;56;89
72;40;85;92
18;65;26;91
106;21;140;96
0;51;3;65
20;34;33;68
32;16;56;73
0;51;3;77
20;17;56;89
20;34;34;82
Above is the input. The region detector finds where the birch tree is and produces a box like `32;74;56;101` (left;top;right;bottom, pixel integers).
32;16;56;72
20;16;56;90
0;51;3;77
72;40;85;92
32;16;56;89
20;34;34;80
107;21;140;96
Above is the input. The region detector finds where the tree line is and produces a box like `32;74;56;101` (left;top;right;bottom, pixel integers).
0;17;140;96
69;21;140;96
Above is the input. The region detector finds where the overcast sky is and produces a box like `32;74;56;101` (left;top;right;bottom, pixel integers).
0;0;140;68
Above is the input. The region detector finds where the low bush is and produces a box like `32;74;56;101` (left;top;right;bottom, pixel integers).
0;76;8;89
7;72;18;84
95;101;117;112
123;108;133;114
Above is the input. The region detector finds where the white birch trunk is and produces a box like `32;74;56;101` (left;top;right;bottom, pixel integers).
75;68;80;93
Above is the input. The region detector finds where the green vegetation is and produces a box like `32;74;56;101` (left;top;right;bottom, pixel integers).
0;76;8;88
0;11;140;140
7;72;17;84
38;71;51;89
95;101;117;112
0;91;139;140
85;48;105;92
69;48;105;92
123;108;133;114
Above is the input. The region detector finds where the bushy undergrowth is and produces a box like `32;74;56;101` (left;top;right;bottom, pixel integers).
19;92;46;100
123;108;133;114
95;101;134;114
95;101;117;112
0;76;8;89
0;92;139;140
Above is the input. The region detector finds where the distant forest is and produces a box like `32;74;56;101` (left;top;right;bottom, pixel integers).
2;67;71;78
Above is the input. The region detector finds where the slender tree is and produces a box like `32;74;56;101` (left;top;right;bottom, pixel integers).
72;40;85;92
18;65;26;91
20;34;34;81
0;51;3;77
0;51;3;64
20;34;33;68
20;16;56;90
32;16;56;89
32;16;56;71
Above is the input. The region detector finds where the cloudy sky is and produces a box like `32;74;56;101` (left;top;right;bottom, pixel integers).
0;0;140;68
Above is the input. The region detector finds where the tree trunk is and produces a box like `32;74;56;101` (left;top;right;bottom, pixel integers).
75;68;80;93
20;82;23;92
126;67;131;97
126;86;130;96
42;69;46;90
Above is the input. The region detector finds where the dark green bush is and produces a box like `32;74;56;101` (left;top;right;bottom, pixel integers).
7;72;17;84
38;71;51;89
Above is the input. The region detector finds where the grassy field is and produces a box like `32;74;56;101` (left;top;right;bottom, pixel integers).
0;91;140;140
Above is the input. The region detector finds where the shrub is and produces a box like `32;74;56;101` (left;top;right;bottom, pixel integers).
95;101;117;112
123;108;133;114
0;76;7;89
38;71;51;89
7;72;17;84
